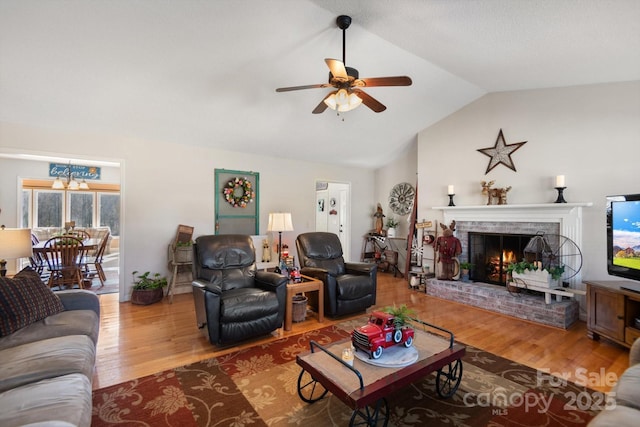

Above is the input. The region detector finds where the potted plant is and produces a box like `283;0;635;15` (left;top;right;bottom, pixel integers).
131;271;168;305
385;217;400;238
383;303;416;328
459;262;474;282
171;240;193;263
505;261;563;289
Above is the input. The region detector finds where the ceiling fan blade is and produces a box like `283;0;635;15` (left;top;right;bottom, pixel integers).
325;58;348;79
312;92;335;114
276;83;331;92
353;89;386;113
356;76;413;87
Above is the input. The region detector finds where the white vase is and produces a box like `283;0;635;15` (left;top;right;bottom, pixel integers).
387;228;396;238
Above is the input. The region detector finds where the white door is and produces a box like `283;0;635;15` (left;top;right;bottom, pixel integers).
316;181;351;260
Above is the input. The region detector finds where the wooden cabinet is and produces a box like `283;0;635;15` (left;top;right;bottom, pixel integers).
586;280;640;348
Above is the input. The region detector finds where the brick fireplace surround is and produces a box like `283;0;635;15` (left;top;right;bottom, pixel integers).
427;203;592;329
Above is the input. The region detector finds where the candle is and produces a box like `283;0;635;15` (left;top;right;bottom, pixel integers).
342;347;354;366
555;175;565;188
447;185;455;195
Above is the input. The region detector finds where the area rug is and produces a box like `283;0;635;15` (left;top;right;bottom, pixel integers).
92;318;600;426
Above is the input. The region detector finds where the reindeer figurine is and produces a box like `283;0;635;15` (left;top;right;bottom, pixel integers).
496;186;512;205
481;181;512;205
481;180;495;205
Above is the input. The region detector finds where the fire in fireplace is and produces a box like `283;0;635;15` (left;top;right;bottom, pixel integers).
468;232;535;285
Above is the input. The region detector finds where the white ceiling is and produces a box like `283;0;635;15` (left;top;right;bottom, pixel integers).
1;0;638;168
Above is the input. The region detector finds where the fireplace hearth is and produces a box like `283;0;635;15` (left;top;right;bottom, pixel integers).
468;232;534;285
431;203;591;323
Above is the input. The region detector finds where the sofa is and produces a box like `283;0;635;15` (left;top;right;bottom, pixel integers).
588;338;640;426
0;268;100;427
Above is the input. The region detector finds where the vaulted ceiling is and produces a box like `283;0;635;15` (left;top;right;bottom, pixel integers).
1;0;638;168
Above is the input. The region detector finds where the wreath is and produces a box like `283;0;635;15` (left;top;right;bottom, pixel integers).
223;177;255;208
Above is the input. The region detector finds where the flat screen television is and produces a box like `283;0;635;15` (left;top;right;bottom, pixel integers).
606;193;640;282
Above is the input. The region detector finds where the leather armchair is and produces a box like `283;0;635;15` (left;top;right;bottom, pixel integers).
296;232;377;317
192;234;287;345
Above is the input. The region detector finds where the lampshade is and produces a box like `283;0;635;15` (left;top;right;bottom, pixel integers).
51;163;89;190
267;213;294;232
52;177;65;189
67;178;80;190
0;228;33;276
324;89;362;112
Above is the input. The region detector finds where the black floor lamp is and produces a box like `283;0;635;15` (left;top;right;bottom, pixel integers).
267;212;294;263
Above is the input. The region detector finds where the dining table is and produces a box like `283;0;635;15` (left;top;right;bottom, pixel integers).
32;238;100;254
32;238;102;289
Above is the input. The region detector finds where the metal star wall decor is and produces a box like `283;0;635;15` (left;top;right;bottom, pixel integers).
477;129;527;174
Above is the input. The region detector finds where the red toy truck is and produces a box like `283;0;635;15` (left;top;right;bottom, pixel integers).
351;311;415;359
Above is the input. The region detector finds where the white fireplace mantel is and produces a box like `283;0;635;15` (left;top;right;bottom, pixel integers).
433;202;592;217
433;202;592;237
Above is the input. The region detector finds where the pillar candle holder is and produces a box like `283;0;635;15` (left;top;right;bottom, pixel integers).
448;194;456;207
554;187;567;203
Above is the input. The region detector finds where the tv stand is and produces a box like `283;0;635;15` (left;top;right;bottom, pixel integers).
585;280;640;348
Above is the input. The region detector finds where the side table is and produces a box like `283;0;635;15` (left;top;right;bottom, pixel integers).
285;275;324;331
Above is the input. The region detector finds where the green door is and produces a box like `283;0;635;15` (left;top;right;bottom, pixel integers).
214;169;259;235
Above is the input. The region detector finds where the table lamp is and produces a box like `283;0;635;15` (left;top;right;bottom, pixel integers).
0;226;33;277
267;213;294;262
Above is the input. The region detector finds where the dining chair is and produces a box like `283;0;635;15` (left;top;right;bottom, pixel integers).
28;233;47;276
42;236;88;290
82;231;110;288
69;229;91;241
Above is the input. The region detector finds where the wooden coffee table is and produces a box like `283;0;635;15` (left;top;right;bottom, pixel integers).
284;274;324;331
295;320;465;426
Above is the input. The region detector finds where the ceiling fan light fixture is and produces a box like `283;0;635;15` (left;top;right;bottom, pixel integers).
324;89;362;112
276;15;411;114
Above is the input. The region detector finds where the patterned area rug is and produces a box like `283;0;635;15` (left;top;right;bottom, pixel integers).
92;318;600;426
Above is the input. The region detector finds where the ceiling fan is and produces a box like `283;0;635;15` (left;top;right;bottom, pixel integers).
275;15;412;114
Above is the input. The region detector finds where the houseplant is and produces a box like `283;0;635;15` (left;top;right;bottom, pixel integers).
172;240;193;263
459;262;474;282
131;271;168;305
383;303;416;328
505;261;564;289
385;217;400;238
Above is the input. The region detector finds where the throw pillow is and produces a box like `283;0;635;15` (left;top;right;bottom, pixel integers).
0;267;65;337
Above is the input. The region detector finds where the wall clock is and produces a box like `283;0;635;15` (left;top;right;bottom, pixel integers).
388;182;415;215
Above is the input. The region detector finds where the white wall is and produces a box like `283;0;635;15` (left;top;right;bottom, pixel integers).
374;141;419;238
415;81;640;282
0;122;375;300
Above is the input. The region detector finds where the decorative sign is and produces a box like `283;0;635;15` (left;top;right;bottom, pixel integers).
49;163;101;180
415;220;433;229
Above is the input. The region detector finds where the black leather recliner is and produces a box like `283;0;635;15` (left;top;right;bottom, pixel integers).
296;232;377;317
192;234;287;345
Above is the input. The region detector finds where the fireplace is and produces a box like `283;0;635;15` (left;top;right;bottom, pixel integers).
468;232;534;285
426;203;591;327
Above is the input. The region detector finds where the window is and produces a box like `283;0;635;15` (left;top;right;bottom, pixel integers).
21;183;120;237
34;190;63;227
68;192;95;227
20;189;31;228
98;193;120;236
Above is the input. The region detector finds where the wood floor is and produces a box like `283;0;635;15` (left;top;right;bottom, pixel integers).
93;273;630;393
